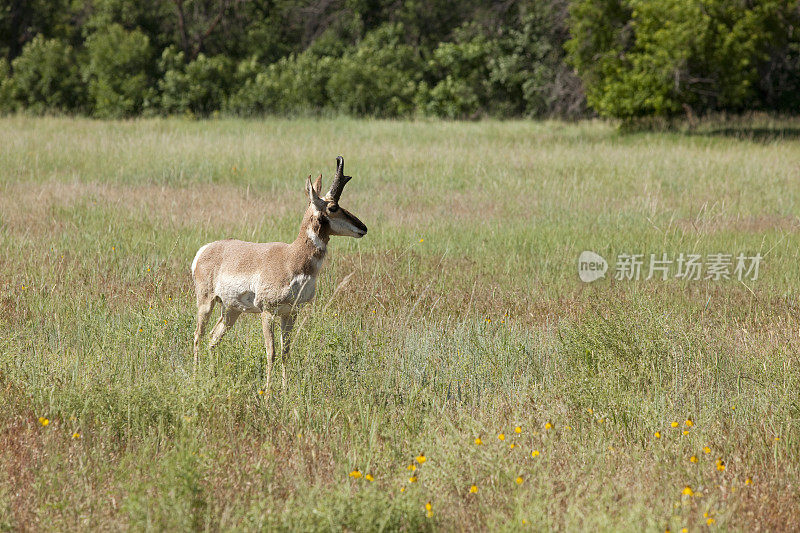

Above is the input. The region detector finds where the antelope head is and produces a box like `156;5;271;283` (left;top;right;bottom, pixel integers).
305;156;367;239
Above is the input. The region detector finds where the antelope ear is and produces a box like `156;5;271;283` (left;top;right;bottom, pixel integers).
313;174;323;194
305;175;325;211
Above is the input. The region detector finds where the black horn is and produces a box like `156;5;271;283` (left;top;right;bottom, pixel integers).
327;155;351;201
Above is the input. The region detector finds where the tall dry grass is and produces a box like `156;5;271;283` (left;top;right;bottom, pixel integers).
1;116;799;531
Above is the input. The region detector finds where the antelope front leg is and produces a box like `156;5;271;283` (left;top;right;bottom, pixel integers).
261;311;276;391
279;313;296;389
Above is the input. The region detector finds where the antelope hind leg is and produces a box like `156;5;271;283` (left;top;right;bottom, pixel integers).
193;297;216;369
209;306;241;349
261;311;276;392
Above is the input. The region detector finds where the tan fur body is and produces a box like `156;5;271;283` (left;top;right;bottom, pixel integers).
192;216;326;315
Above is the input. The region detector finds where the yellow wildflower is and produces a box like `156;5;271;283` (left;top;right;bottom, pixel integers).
654;431;661;438
258;390;265;396
682;486;694;496
498;433;505;441
685;419;693;427
671;421;679;428
469;485;478;493
365;474;374;482
400;486;406;493
72;432;81;439
509;443;516;450
38;417;49;427
425;502;432;511
544;422;552;430
703;446;711;454
707;518;715;525
515;426;522;434
531;450;540;458
409;476;417;483
416;453;426;464
683;430;689;436
349;470;362;479
745;478;752;485
515;476;524;485
690;455;698;463
474;437;482;445
407;464;417;471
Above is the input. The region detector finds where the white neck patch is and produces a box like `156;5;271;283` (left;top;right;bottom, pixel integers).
307;227;326;251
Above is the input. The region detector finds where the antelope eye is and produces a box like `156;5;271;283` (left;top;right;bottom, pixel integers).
328;204;339;213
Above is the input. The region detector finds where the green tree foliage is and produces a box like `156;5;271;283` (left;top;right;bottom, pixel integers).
418;31;493;118
7;35;84;113
158;47;233;116
490;0;584;118
567;0;800;118
225;53;335;116
83;24;154;118
0;0;798;119
0;57;12;111
326;23;421;117
0;0;81;60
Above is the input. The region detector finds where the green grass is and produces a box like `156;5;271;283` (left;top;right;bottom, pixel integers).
1;116;799;531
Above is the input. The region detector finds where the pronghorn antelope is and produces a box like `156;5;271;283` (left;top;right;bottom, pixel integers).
191;156;367;388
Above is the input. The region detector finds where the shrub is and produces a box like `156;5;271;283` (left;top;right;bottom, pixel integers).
489;1;584;118
83;24;155;118
0;59;13;113
8;35;84;114
417;9;585;120
225;53;335;116
326;24;421;117
418;33;493;119
566;0;795;119
158;48;234;116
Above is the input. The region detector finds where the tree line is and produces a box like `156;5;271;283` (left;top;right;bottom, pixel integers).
1;0;798;120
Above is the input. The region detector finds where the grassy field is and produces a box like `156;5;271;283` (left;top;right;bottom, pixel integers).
1;116;799;531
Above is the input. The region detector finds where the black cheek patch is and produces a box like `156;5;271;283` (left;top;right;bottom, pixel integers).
350;215;367;233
